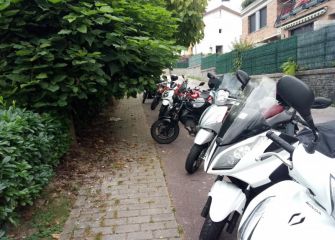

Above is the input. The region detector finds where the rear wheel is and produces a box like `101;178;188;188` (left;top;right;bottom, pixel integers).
151;96;160;110
185;144;207;174
150;119;179;144
199;216;226;240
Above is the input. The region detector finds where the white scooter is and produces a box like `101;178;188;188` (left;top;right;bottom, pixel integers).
238;75;335;240
185;70;250;174
199;76;331;239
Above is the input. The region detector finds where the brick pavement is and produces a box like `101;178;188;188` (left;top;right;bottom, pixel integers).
60;97;181;240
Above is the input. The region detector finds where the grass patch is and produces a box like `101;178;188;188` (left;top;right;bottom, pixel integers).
6;194;72;240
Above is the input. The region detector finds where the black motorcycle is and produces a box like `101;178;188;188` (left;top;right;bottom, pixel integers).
150;84;212;144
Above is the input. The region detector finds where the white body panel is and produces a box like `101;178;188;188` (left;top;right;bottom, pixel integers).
162;99;170;106
198;105;228;133
238;180;335;240
194;129;215;145
162;89;174;107
209;180;246;222
290;144;335;215
206;131;292;188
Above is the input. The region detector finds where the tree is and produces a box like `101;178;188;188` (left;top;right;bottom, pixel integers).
166;0;207;47
0;0;180;124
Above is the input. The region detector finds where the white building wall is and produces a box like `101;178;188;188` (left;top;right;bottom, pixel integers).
193;0;242;55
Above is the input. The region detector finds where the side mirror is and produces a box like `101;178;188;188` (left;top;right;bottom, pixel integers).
207;72;215;79
236;70;250;90
199;81;205;86
277;76;316;135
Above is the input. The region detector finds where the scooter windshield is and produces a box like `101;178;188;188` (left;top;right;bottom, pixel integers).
218;73;243;97
217;76;278;145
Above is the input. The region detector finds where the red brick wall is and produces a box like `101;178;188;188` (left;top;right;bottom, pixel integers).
242;0;279;43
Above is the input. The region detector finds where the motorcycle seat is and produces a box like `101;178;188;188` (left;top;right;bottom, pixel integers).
297;120;335;158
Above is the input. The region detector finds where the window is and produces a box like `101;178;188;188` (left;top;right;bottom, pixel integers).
248;7;267;33
249;13;256;33
291;22;314;36
219;29;222;33
216;45;223;54
260;7;267;28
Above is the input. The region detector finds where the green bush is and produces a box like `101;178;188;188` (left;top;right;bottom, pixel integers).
0;105;70;225
0;0;180;123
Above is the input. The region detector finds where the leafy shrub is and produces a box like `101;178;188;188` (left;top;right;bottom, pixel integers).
0;105;70;225
0;0;179;123
281;58;298;76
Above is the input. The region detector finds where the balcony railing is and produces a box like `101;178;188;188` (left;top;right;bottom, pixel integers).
275;0;326;26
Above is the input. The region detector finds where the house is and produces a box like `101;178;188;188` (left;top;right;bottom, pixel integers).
241;0;335;44
191;0;243;55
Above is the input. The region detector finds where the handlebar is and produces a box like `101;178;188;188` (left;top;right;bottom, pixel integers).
266;131;295;154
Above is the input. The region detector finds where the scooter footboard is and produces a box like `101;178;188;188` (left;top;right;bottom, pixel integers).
209;180;246;222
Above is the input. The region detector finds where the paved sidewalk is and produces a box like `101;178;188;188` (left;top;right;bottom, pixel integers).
60;97;181;240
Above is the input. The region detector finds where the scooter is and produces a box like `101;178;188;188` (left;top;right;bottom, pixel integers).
185;70;250;174
199;76;332;239
238;75;335;240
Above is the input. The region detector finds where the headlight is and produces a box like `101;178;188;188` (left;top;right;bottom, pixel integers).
238;197;273;240
213;141;255;170
215;90;229;105
330;174;335;219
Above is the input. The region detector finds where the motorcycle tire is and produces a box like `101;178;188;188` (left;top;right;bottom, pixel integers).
199;216;226;240
150;119;179;144
185;144;206;174
142;91;148;104
151;96;160;110
159;105;168;118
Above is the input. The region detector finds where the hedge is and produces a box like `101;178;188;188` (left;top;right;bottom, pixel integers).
0;105;70;225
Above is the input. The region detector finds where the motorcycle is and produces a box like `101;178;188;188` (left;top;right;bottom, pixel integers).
150;76;169;110
185;70;250;174
199;75;331;239
238;75;335;240
142;75;168;104
150;82;213;144
158;75;181;117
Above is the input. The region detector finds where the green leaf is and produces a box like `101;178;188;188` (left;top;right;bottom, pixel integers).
119;82;126;88
47;85;60;92
47;0;64;4
0;0;10;11
63;13;77;23
16;49;32;56
77;24;87;34
99;6;113;13
58;29;72;35
36;73;48;79
52;74;67;82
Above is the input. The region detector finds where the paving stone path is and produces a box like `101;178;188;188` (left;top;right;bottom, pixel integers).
60;97;181;240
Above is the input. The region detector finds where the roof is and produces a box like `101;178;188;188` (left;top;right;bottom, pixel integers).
205;4;241;17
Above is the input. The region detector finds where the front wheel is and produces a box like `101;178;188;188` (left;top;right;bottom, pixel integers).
150;119;179;144
199;216;226;240
142;91;148;103
185;144;207;174
151;96;160;110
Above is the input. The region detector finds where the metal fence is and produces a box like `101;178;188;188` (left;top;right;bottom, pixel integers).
173;25;335;74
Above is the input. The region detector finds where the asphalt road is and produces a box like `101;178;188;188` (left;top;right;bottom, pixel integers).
142;79;236;240
141;79;335;240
